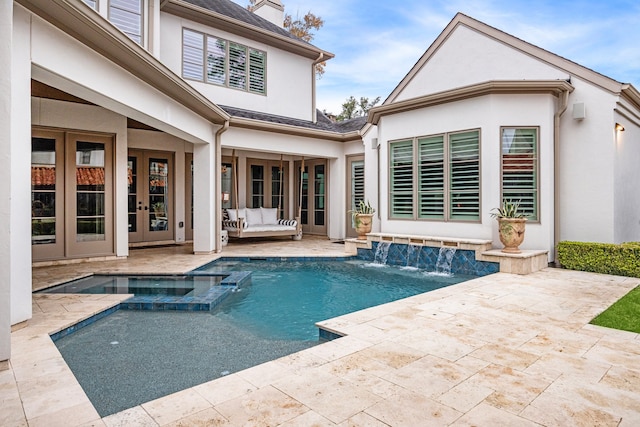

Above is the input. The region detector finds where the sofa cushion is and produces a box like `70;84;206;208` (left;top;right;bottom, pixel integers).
245;208;263;226
261;207;278;225
227;208;245;221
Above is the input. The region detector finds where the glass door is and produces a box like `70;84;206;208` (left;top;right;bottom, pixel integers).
296;159;327;235
66;133;114;257
31;130;64;260
128;150;174;243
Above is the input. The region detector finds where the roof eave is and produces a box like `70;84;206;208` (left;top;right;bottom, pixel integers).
230;117;361;142
621;84;640;111
16;0;229;125
369;80;575;125
162;0;334;61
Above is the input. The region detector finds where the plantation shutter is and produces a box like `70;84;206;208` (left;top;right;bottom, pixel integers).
501;128;538;220
228;43;247;90
182;29;204;81
351;160;365;209
417;136;445;219
109;0;143;45
449;131;480;220
389;140;414;218
249;49;266;94
206;36;227;85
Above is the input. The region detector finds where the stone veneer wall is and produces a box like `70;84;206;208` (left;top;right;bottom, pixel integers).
357;241;500;277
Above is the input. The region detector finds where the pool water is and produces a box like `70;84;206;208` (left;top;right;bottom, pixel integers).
54;259;472;417
205;259;472;340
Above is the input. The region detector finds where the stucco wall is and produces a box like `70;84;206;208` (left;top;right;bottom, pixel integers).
558;78;618;243
614;105;640;243
397;25;569;100
160;13;314;121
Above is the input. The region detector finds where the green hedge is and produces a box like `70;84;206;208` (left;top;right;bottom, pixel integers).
558;241;640;278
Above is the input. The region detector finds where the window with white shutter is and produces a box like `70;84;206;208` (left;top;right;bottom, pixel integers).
249;49;266;94
109;0;143;45
182;29;204;81
389;129;481;221
206;36;227;85
449;131;480;220
390;140;414;218
418;135;445;219
501;127;538;220
228;43;247;90
182;28;266;95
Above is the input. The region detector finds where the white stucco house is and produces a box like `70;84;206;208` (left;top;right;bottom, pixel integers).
364;13;640;259
1;1;638;365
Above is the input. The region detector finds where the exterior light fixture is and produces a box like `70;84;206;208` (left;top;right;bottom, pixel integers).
615;123;625;132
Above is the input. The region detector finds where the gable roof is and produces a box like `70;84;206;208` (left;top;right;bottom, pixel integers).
162;0;334;61
384;12;636;106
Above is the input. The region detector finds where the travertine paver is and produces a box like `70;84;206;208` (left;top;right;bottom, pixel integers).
2;238;640;426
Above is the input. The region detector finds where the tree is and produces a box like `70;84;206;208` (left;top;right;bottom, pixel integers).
247;1;325;77
336;96;381;121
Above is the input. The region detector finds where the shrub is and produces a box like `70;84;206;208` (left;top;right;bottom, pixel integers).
558;241;640;278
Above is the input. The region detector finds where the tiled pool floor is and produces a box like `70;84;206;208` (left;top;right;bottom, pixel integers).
4;237;640;426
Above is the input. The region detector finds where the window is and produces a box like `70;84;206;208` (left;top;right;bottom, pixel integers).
183;29;204;80
229;43;247;90
501;127;538;220
83;0;98;10
390;130;480;221
182;28;266;95
109;0;143;45
206;36;227;85
249;49;266;94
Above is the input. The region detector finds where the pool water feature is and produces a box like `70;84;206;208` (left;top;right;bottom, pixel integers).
53;259;474;417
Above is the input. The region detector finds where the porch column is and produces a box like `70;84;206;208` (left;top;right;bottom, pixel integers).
10;6;34;326
192;141;216;253
0;0;13;364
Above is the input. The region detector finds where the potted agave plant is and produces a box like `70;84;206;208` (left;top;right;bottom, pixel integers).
490;199;527;253
349;200;376;240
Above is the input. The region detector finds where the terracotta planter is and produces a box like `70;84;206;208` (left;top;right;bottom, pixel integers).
354;213;374;239
498;218;527;253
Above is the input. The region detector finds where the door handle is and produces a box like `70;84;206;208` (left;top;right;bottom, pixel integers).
137;206;142;211
144;206;149;210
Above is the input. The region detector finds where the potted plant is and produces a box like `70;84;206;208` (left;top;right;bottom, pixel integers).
490;199;527;253
349;200;375;239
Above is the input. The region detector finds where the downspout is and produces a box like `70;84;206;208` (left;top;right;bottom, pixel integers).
553;88;570;265
311;52;324;123
215;120;229;253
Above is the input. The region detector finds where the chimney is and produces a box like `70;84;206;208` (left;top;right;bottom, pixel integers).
252;0;284;28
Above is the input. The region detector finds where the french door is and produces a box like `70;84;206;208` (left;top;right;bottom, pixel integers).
346;155;365;238
296;159;327;235
31;129;114;261
128;150;174;243
246;159;288;217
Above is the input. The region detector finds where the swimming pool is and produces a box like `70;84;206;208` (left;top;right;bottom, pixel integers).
53;258;473;417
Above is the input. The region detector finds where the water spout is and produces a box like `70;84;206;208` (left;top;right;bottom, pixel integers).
403;244;421;270
373;241;391;265
435;247;456;275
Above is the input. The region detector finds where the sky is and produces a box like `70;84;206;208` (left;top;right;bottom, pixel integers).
232;0;640;115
